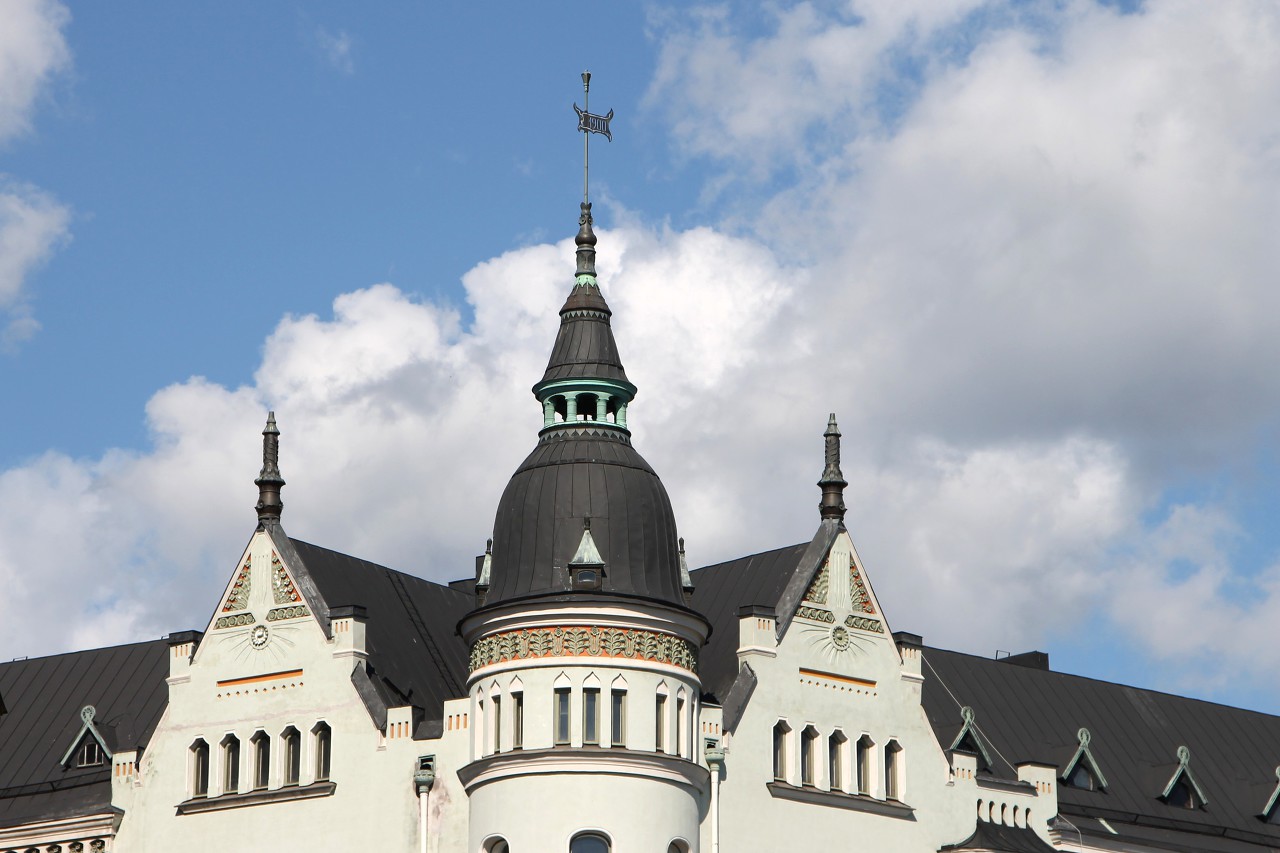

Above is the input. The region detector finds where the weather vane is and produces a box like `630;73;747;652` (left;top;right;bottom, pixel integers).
574;71;614;204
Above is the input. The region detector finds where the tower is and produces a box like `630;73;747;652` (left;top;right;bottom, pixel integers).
458;202;710;853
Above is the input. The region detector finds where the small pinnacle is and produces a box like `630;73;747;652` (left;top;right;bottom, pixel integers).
255;411;285;524
818;412;847;522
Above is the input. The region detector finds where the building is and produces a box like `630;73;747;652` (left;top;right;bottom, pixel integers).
3;202;1280;853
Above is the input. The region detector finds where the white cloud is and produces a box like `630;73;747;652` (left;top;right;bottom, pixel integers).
316;27;354;75
0;178;70;346
0;0;70;144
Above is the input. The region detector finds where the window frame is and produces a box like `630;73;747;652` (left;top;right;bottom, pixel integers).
772;721;791;782
610;688;627;748
312;722;331;782
885;739;903;801
251;730;271;790
221;733;240;795
554;687;572;746
190;738;210;798
583;687;600;745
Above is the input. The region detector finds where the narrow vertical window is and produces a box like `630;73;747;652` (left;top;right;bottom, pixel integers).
493;695;503;753
676;695;687;758
555;687;571;745
828;732;846;792
885;740;903;800
610;689;627;747
282;726;301;786
583;687;600;745
512;692;524;749
312;723;331;782
857;735;875;796
655;694;668;752
222;735;240;794
772;721;790;781
252;731;270;790
801;726;818;786
191;739;210;798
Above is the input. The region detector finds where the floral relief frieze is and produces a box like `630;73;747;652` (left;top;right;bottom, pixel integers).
266;605;309;621
797;605;835;623
215;612;255;630
469;626;698;674
845;614;884;634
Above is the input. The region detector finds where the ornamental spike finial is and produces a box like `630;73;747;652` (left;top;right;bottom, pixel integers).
818;413;847;522
255;411;285;525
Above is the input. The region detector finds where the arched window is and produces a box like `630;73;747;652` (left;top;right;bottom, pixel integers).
190;739;210;798
772;721;791;781
570;832;610;853
655;683;669;753
77;739;103;768
609;678;627;748
667;841;690;853
221;734;240;794
251;730;270;790
885;740;903;800
312;723;331;782
801;726;818;786
555;686;572;745
492;690;504;753
281;726;301;786
484;838;510;853
856;735;875;796
512;689;525;750
675;689;687;759
583;680;601;746
828;731;847;792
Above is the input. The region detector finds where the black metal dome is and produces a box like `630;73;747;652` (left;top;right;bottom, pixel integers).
484;428;686;607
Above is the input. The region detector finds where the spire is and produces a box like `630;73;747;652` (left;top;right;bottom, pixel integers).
254;411;285;525
818;413;847;522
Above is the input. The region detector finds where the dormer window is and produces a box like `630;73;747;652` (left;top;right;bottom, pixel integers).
77;739;103;768
1164;778;1199;809
572;568;601;591
1066;761;1097;791
1061;727;1108;791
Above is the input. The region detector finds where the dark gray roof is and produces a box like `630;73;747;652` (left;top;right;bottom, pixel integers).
688;542;809;701
0;640;169;829
922;646;1280;851
290;538;473;721
940;821;1056;852
485;429;688;608
537;282;630;386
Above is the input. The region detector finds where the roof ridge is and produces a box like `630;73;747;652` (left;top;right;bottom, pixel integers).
288;537;472;601
0;637;170;669
689;541;810;576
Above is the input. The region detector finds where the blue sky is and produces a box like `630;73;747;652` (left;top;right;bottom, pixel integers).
3;1;1280;715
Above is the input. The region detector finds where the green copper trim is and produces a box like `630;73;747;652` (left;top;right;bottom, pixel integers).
575;273;597;288
532;376;637;403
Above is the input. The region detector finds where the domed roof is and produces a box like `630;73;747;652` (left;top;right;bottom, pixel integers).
482;203;687;609
484;429;685;606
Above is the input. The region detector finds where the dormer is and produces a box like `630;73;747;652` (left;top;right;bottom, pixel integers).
949;706;995;774
60;705;112;769
1159;746;1208;810
1060;727;1107;791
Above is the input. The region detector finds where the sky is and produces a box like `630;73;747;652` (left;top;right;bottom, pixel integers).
2;0;1280;714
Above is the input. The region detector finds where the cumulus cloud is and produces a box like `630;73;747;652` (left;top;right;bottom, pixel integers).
0;178;70;346
3;0;1280;710
0;0;70;144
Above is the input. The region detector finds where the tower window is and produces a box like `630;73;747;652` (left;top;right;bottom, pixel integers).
221;734;240;794
570;832;611;853
512;692;524;750
610;689;626;747
583;688;600;745
555;688;571;745
676;695;688;758
772;721;791;781
493;695;503;753
312;723;331;782
282;726;301;786
190;739;210;798
251;731;270;790
655;694;668;752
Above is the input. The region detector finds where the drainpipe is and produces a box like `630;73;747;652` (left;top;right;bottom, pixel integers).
706;744;725;853
415;755;436;853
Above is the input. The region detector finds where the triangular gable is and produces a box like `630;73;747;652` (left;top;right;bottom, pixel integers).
1062;726;1108;789
59;705;113;767
949;706;995;772
1160;745;1209;806
777;521;887;642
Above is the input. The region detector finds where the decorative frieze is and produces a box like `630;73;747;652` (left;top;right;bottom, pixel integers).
803;560;830;605
271;552;300;604
845;615;883;634
215;612;255;630
850;563;874;614
469;626;698;674
797;605;835;623
222;557;252;612
266;605;309;621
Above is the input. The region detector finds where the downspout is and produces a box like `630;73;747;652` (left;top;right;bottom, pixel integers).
706;745;725;853
415;755;436;853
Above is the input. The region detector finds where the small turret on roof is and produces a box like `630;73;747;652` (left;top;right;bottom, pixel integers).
818;413;847;522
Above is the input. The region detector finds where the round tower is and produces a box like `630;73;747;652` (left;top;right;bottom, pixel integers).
459;203;710;853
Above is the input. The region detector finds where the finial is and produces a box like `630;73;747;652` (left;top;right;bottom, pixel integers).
678;536;694;596
255;411;285;524
476;538;493;597
818;413;847;522
574;70;614;206
576;202;598;280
